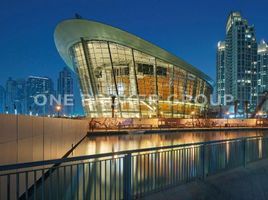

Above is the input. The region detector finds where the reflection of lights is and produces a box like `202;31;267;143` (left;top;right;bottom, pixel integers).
259;138;262;158
226;141;230;161
257;112;263;116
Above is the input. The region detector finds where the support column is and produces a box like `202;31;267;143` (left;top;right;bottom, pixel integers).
80;38;102;116
107;42;122;118
183;73;188;118
131;49;142;118
170;65;175;118
154;59;159;117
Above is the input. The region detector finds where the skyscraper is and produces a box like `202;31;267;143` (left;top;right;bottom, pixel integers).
26;76;54;116
217;12;258;115
0;85;5;113
216;41;226;105
257;40;268;111
57;67;74;116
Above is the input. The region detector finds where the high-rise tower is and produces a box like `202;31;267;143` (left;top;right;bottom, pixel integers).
217;12;258;115
26;76;54;116
257;40;268;111
57;67;74;116
216;41;226;105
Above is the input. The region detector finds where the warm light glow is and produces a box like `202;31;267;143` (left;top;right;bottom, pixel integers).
191;111;195;115
257;112;263;116
56;105;61;111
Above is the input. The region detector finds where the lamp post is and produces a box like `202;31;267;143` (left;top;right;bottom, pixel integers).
111;95;116;118
191;111;195;127
5;106;8;114
14;103;17;115
257;112;263;119
29;106;32;116
56;105;61;118
226;112;230;127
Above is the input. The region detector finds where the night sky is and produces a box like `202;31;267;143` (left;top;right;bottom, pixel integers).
1;0;268;113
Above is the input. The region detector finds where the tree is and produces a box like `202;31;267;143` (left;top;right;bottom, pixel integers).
244;100;249;119
234;100;239;118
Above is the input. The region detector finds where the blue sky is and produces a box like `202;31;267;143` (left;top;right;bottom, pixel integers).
1;0;268;113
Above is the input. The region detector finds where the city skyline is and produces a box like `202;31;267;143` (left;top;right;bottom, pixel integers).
0;67;80;115
1;0;268;87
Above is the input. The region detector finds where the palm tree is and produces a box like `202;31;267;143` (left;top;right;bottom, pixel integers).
244;100;249;119
234;100;239;118
219;104;223;118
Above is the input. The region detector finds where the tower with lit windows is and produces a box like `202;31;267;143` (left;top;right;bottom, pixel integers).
218;12;258;115
257;40;268;112
216;41;226;105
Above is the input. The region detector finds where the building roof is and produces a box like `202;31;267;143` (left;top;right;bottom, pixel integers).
54;19;214;87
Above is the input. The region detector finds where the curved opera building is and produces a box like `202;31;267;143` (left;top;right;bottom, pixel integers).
54;19;213;118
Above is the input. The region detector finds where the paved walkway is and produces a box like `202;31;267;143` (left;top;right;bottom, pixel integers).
141;159;268;200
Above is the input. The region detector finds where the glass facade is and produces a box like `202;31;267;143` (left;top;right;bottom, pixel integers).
257;40;268;111
225;12;257;111
216;41;226;105
70;40;212;118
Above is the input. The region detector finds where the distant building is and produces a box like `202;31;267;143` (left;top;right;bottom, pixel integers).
57;67;74;116
15;79;27;114
257;40;268;111
217;12;258;116
5;78;18;114
216;41;226;105
26;76;55;116
0;85;5;113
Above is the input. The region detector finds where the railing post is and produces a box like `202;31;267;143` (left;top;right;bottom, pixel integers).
243;138;247;167
202;144;206;180
123;153;132;200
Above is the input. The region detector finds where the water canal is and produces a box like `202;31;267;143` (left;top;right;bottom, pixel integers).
74;129;268;156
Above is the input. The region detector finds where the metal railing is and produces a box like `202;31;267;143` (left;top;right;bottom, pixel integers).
0;136;267;200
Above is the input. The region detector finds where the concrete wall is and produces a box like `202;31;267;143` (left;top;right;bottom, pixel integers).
0;115;89;165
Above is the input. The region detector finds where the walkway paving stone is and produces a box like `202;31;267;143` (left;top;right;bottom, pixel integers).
141;159;268;200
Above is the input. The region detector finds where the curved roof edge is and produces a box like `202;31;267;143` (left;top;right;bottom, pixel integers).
54;19;214;87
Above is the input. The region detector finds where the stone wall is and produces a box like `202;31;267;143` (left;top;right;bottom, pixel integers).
0;115;89;165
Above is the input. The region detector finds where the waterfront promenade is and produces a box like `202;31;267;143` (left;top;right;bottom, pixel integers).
143;159;268;200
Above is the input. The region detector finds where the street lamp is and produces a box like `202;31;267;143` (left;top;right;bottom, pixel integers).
191;111;195;127
111;95;116;118
257;112;263;118
56;105;61;118
226;112;230;127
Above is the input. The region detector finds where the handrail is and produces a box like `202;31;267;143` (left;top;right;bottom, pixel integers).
0;135;263;172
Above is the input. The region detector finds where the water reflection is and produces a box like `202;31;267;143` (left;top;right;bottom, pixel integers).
74;130;268;156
